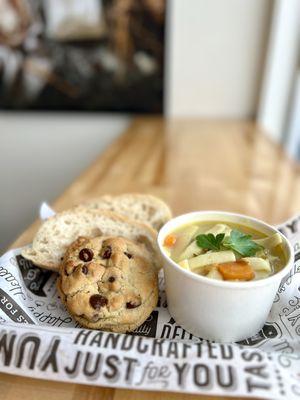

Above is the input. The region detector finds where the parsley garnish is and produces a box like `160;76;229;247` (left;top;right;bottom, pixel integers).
196;229;262;257
223;230;262;256
196;233;225;251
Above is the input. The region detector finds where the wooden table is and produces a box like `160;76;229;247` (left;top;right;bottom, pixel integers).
1;117;300;400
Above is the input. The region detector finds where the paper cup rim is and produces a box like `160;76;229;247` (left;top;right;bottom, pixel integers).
157;211;294;289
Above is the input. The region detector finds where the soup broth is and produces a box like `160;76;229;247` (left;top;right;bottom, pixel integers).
163;221;286;282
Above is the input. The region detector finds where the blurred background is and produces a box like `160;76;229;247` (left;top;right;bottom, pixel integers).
0;0;300;251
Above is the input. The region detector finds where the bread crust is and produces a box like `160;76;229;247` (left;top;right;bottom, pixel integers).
22;209;161;272
79;193;172;230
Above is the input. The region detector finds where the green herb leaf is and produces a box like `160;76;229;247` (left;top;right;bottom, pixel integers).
223;229;262;257
195;229;263;257
196;233;225;251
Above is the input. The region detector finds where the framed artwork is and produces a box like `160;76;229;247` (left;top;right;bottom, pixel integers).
0;0;166;112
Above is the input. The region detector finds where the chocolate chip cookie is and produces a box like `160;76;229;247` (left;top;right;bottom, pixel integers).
57;236;158;332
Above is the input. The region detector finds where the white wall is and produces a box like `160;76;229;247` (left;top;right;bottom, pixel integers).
0;113;129;252
166;0;272;118
257;0;300;143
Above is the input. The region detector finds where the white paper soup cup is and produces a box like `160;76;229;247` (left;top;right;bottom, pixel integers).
157;211;293;343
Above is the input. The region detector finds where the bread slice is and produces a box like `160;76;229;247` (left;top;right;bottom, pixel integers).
79;194;172;231
22;209;161;272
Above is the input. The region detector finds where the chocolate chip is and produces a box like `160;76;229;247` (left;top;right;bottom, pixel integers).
82;265;88;274
101;245;112;259
92;314;100;322
108;276;115;283
89;294;108;310
126;301;141;309
124;252;133;259
79;248;94;262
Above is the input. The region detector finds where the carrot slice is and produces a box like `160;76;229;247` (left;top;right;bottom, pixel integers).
164;234;177;247
217;260;254;281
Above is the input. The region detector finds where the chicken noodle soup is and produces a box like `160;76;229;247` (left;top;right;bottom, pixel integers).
163;221;286;281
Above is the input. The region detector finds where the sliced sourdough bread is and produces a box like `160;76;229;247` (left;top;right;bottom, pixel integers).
79;194;172;231
22;209;161;272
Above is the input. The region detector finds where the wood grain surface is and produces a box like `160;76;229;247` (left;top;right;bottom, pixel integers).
1;116;300;400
